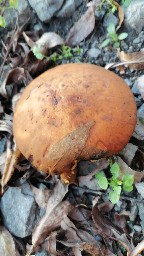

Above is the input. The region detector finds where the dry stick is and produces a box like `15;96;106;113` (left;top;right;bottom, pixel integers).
105;60;144;70
130;240;144;256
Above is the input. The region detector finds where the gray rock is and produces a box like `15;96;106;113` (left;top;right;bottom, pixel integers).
87;48;101;58
1;182;36;238
56;0;75;18
3;0;31;30
133;37;140;44
133;225;142;232
36;251;49;256
135;97;142;107
132;82;140;95
103;13;118;28
56;0;83;18
137;203;144;233
138;103;144;119
124;0;144;32
28;0;64;22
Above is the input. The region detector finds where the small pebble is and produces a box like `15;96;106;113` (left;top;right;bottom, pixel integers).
133;225;142;232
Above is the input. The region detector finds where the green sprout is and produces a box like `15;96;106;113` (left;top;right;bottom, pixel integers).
99;0;117;13
32;45;81;63
101;22;128;48
0;0;18;28
95;162;134;204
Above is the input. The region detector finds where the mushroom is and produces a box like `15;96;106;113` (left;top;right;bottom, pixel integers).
13;63;137;183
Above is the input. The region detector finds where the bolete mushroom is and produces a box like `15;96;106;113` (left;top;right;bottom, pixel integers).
13;63;137;183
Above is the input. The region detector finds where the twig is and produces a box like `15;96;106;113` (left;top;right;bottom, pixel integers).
130;239;144;256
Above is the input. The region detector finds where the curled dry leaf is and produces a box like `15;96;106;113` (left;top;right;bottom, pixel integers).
92;203;119;238
0;68;26;98
120;143;138;166
113;1;124;30
0;226;16;256
34;32;64;54
60;217;109;256
118;51;144;70
66;4;95;46
31;185;51;210
117;157;144;183
135;75;144;100
1;146;21;192
27;180;70;255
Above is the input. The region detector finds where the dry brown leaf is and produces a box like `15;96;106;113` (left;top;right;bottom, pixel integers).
1;146;21;192
120;143;138;166
118;51;144;70
60;217;108;255
135;75;144;100
66;4;95;46
34;32;64;56
78;158;109;189
113;1;124;30
31;185;51;210
47;231;58;256
22;31;35;48
26;180;71;255
0;68;27;98
0;226;16;256
92;203;118;238
117;157;144;183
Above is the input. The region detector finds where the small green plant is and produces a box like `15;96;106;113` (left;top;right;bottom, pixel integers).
95;161;134;204
32;45;81;63
0;0;18;28
99;0;117;13
101;22;128;48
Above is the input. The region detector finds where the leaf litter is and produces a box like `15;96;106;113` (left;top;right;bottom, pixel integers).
0;1;144;255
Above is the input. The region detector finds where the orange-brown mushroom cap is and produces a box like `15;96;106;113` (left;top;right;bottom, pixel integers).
13;63;137;180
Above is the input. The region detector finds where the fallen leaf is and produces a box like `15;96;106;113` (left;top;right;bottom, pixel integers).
33;32;64;56
133;118;144;140
117;157;144;183
135;183;144;198
118;51;144;70
120;143;138;165
92;203;118;238
26;180;71;255
1;146;21;192
135;75;144;100
31;185;51;210
78;158;109;189
0;68;27;98
0;226;16;256
66;4;95;46
47;231;58;256
60;216;110;255
113;1;124;30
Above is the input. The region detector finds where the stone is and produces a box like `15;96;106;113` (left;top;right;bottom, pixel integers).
56;0;75;18
132;82;140;95
137;104;144;119
137;203;144;233
1;182;36;238
124;0;144;32
28;0;64;22
103;13;118;28
3;0;31;31
87;48;101;58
